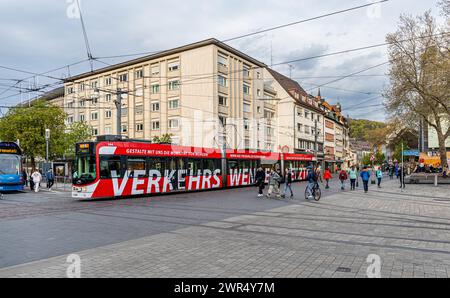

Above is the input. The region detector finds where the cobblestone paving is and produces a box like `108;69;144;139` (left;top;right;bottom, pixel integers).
1;180;449;278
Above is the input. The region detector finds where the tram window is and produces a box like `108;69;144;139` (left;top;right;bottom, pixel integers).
127;157;146;178
227;160;239;172
100;156;122;179
149;158;166;175
168;158;177;171
203;159;220;171
239;160;251;170
186;159;203;175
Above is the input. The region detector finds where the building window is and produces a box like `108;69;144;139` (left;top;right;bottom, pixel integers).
91;81;98;89
152;121;160;130
106;94;112;102
135;104;143;115
151;102;160;112
79;84;85;92
219;116;227;126
151;64;160;76
169;119;180;129
67;87;74;94
168;80;180;91
121;125;128;133
119;73;128;82
169;98;180;109
92;128;99;136
257;107;261;114
297;124;303;132
304;126;310;135
218;54;228;67
257;89;261;97
243;65;250;77
305;111;310;119
151;84;160;94
218;75;227;87
245;139;250;149
244;119;250;131
67;116;74;124
67;101;74;108
79;114;85;122
243;103;251;113
105;110;112;119
135;87;143;97
79;100;85;107
105;77;112;86
257;72;261;79
168;61;180;72
219;96;227;106
105;126;111;135
135;69;143;79
136;123;144;132
91;112;98;121
243;84;251;95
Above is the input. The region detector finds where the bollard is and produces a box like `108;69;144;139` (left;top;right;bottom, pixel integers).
435;174;438;187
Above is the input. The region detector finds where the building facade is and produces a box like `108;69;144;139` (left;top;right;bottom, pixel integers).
20;38;352;166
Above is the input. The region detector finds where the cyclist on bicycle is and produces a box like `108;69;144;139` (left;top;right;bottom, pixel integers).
306;166;317;200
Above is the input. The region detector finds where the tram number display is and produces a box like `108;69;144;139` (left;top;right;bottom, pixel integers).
0;148;19;154
76;143;92;155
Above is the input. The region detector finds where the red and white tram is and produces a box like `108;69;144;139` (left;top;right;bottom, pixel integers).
72;137;315;200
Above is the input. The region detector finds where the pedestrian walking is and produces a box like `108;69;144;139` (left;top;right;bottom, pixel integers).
339;169;348;190
376;167;383;188
282;168;294;199
266;169;281;199
323;168;332;189
360;166;371;194
389;164;394;180
255;167;266;198
21;169;28;187
31;169;42;193
349;165;358;190
46;169;55;190
305;166;317;200
315;165;323;183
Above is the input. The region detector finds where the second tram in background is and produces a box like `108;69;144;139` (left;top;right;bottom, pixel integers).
72;136;315;200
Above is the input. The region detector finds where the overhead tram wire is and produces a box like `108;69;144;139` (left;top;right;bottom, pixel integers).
2;31;445;92
95;1;390;61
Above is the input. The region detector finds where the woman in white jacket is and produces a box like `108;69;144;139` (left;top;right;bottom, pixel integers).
31;170;42;193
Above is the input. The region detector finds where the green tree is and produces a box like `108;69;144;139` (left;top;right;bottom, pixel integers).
392;141;411;162
0;101;92;166
152;134;173;144
384;5;450;168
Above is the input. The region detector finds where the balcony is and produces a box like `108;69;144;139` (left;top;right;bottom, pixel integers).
218;64;228;75
263;84;277;96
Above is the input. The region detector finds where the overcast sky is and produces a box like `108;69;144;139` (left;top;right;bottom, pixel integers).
0;0;445;121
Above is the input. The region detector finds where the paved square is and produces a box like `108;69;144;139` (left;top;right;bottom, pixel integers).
0;179;450;278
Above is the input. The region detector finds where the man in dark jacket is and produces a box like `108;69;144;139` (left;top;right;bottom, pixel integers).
255;167;266;198
282;168;294;199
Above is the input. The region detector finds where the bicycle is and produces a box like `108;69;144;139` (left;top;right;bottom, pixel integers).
304;182;322;201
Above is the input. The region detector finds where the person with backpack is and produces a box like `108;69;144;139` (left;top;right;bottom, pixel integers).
323;168;332;189
360;166;371;194
349;165;358;191
376;167;383;188
255;167;266;198
266;168;281;199
339;168;348;190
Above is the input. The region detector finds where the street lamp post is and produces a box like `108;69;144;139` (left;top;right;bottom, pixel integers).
45;129;50;163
